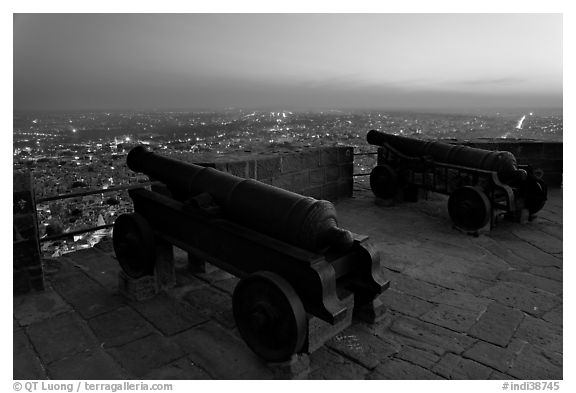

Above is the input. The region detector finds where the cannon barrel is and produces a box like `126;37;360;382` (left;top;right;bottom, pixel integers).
367;129;527;182
127;145;354;252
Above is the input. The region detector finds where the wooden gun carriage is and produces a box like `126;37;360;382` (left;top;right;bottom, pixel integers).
367;130;548;233
113;146;389;362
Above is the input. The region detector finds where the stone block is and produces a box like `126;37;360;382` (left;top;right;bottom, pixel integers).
226;161;248;178
497;270;562;295
326;325;398;369
302;186;323;199
88;306;156;348
290;171;310;192
468;302;524;347
337;178;353;198
507;343;562;380
308;347;369;380
301;150;321;169
173;320;272;379
395;346;440;369
118;271;157;302
68;248;121;290
338;147;354;163
309;168;325;185
339;163;354;178
320;148;339;166
429;290;493;313
480;282;558;317
385;269;444;300
131;294;208;336
281;154;304;174
380;288;435;317
109;333;185;378
325;166;340;182
181;285;235;328
420;304;480;332
370;358;443;380
26;312;98;364
143;357;212;380
541;306;562;326
13;289;71;326
256;157;281;180
514;315;562;353
321;182;339;201
13;330;47;379
462;340;518;373
271;173;296;191
432;353;493;379
48;349;126;379
390;316;476;355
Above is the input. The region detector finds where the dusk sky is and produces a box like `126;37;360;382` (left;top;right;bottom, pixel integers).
13;13;563;112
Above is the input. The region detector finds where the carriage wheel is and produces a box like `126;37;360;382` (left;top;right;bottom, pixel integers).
233;271;307;362
113;213;156;278
525;178;548;214
448;186;492;232
369;164;399;199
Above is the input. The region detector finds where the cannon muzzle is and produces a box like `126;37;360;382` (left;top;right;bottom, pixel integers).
367;129;527;183
127;145;353;252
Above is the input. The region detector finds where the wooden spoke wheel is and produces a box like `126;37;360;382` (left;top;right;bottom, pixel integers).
112;213;156;278
232;271;307;362
448;186;491;232
369;164;399;199
524;178;548;215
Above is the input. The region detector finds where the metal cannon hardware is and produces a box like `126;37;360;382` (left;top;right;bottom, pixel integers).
367;130;548;233
113;145;389;362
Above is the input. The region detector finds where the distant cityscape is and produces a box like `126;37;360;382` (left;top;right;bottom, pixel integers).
13;109;563;257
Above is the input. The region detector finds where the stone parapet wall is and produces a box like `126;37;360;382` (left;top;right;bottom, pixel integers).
173;146;354;201
459;140;562;187
13;171;44;294
376;139;562;187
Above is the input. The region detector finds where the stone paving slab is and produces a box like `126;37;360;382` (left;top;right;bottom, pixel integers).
308;347;370;380
130;295;208;337
13;289;72;326
13;330;47;380
507;343;563;380
108;333;186;378
26;312;99;364
142;357;212;380
172;321;272;379
87;306;157;348
46;349;126;380
13;187;562;380
51;271;126;319
432;352;494;379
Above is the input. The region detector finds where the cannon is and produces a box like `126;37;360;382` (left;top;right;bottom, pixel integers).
113;146;389;362
367;130;548;232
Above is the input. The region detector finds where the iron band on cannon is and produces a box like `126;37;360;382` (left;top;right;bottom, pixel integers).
113;145;389;362
366;130;548;233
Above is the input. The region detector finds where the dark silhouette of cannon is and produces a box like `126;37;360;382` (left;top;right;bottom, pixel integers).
367;130;548;232
113;146;389;362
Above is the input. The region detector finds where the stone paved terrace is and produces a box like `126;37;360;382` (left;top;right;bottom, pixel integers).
13;184;562;380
